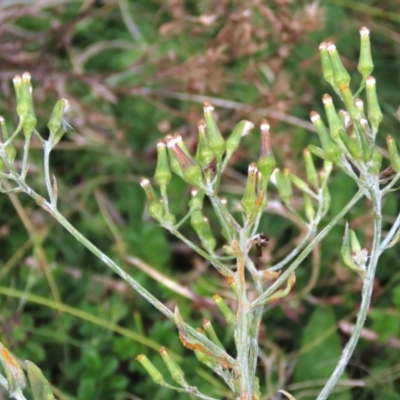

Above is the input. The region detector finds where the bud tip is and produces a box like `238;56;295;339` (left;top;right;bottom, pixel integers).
326;42;336;52
203;101;214;112
355;98;364;108
260;119;270;131
366;76;376;85
322;94;332;104
319;42;327;51
197;119;206;129
140;177;150;188
248;162;258;175
310;111;320;123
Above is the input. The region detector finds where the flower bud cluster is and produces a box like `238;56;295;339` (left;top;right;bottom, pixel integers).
312;27;390;178
0;74;74;180
140;97;330;241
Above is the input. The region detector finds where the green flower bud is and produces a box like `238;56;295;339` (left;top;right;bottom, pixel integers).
355;98;366;119
0;116;9;141
289;173;312;194
48;99;70;147
0;343;26;397
136;354;167;385
341;223;366;280
212;294;236;325
5;144;17;163
173;132;191;157
320;161;333;186
165;134;204;188
366;76;383;134
193;328;218;369
303;149;319;188
25;360;56;400
13;75;22;103
154;141;172;189
370;149;382;176
338;83;359;122
310;111;341;163
283;168;293;199
358;26;374;80
225;120;254;159
188;188;204;210
202;318;224;349
160;347;187;386
258;168;268;208
319;42;335;88
195;120;214;167
349;229;362;253
350;233;368;272
257;119;276;183
308;144;328;161
338;110;350;131
199;216;216;252
16;72;37;139
303;192;315;221
241;163;262;217
140;178;164;221
163;212;176;225
227;275;238;296
190;211;216;252
274;168;292;205
190;210;205;231
202;158;218;183
386;135;400;172
203;102;225;159
164;135;183;178
321;184;331;215
355;118;373;163
222;245;233;256
359;117;370;133
322;94;344;141
338;129;363;161
327;42;351;87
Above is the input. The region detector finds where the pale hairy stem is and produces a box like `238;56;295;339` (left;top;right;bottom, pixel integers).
379;208;400;253
381;171;400;196
43;143;56;206
235;237;252;399
317;185;382;399
268;228;314;272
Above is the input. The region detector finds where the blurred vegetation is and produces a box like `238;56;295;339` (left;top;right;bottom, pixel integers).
1;0;400;399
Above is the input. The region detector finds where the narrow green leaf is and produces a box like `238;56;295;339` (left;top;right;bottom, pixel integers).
293;306;351;400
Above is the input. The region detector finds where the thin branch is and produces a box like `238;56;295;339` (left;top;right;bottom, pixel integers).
316;186;382;399
250;189;364;311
